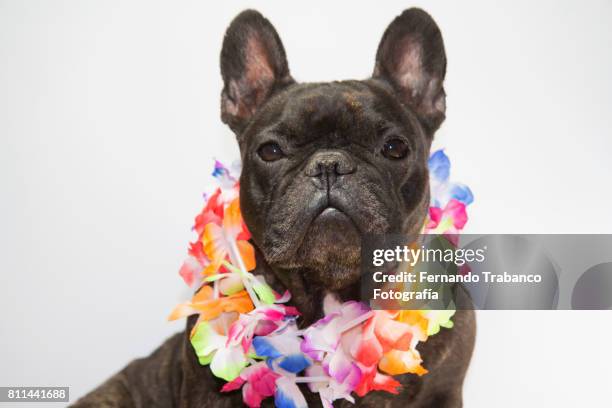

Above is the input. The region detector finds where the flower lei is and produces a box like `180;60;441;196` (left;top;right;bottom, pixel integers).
169;150;473;408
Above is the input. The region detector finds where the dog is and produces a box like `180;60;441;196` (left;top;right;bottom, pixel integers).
73;8;475;407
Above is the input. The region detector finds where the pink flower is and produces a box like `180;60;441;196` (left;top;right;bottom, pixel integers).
228;305;300;353
194;188;224;235
221;362;280;408
301;297;371;361
426;199;468;244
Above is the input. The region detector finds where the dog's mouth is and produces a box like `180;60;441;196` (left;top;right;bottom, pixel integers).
291;202;362;288
305;200;362;241
314;206;353;224
308;205;360;241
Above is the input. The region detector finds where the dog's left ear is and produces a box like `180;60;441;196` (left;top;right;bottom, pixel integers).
220;10;294;135
373;8;447;134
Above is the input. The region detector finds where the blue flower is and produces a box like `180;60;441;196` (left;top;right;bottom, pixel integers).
428;149;451;182
252;323;311;374
429;150;474;207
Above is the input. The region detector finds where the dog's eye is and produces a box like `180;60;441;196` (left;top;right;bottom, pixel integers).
382;138;409;160
257;142;284;162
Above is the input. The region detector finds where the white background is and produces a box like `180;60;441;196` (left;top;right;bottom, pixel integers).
1;1;612;406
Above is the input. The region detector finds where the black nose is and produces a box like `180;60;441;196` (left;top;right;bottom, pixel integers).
304;150;356;190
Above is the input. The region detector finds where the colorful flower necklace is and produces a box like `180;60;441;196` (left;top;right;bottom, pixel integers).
169;150;473;408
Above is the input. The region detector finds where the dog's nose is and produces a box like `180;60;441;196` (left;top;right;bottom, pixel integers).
305;150;356;190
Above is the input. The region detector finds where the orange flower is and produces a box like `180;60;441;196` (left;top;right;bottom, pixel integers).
396;310;428;343
375;310;430;376
202;198;255;276
379;349;428;376
168;285;254;323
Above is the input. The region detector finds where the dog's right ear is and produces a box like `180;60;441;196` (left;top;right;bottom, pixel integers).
220;10;294;136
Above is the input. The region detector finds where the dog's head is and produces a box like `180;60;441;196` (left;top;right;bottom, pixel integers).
219;9;446;291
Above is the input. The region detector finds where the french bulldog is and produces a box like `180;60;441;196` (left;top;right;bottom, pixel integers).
73;8;475;408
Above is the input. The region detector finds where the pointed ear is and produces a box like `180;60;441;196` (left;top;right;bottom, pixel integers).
373;8;447;134
220;10;294;135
